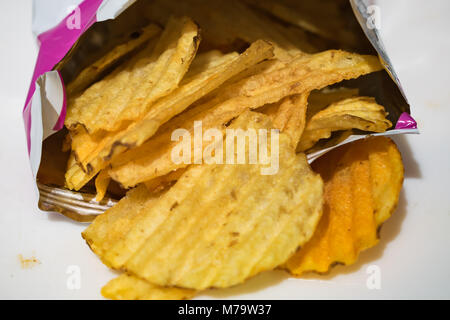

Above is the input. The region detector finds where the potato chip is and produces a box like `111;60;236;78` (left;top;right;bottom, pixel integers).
259;93;309;148
102;274;196;300
144;168;187;192
95;169;111;202
109;50;381;187
285;137;403;275
297;97;392;151
65;154;96;190
108;121;218;188
257;102;283;125
183;51;239;80
66;24;162;96
66;16;200;133
83;185;161;263
90;111;323;290
68;40;274;190
65;128;105;190
271;97;297;131
282;93;309;148
368;139;404;226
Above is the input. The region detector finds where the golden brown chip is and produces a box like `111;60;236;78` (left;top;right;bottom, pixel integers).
257;102;282;125
297;97;392;151
65;127;105;190
95;169;111;202
66;16;200;133
109;50;381;188
102;274;196;300
368;139;404;226
67;40;274;190
83;185;161;264
271;97;296;131
144;168;187;192
284;137;403;275
183;50;239;80
65;153;96;190
92;111;323;289
282;93;309;148
66;24;162;96
259;93;309;148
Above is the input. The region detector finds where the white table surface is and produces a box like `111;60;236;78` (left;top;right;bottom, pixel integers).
0;0;449;299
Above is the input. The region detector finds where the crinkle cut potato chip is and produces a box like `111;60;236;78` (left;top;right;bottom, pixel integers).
66;40;274;191
66;16;201;133
282;93;309;148
284;137;404;275
108;50;381;188
85;111;323;290
297;97;392;152
102;274;196;300
83;185;161;262
65;24;162;97
259;93;309;148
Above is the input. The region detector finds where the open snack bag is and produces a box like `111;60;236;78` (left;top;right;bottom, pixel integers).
25;0;418;299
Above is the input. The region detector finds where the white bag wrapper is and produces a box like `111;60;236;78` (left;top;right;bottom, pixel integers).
25;0;418;221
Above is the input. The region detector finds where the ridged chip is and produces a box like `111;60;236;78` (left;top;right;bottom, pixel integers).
83;185;161;264
282;93;309;148
102;274;196;300
285;137;404;275
66;24;162;96
66;16;200;133
86;111;323;290
259;93;309;148
297;97;392;151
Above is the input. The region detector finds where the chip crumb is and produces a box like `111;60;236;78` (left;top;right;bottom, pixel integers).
18;254;41;269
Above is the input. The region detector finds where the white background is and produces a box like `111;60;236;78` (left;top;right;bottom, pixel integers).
0;0;449;299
